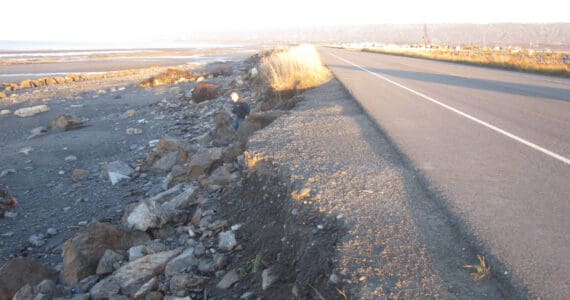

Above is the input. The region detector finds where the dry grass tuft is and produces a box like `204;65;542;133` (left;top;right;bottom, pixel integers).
259;44;331;91
464;254;492;281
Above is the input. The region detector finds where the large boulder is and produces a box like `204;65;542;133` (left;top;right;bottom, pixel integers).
236;111;285;144
222;143;244;163
96;249;125;275
164;248;198;276
63;222;124;285
50;114;85;131
100;161;135;185
126;185;198;231
19;79;36;89
90;249;181;297
191;82;222;103
188;147;222;177
151;151;179;173
170;273;206;295
156;136;195;162
0;258;58;300
14;104;50;118
201;165;233;187
125;198;171;232
212;111;236;146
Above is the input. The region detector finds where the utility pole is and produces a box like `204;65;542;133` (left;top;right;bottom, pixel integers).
423;23;430;47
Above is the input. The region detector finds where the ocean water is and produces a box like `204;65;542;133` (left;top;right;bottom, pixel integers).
0;40;244;51
0;40;256;82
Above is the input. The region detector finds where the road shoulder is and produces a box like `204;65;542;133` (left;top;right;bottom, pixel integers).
246;78;523;298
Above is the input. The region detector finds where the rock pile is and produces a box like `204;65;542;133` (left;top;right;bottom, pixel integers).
0;53;323;299
1;68;166;95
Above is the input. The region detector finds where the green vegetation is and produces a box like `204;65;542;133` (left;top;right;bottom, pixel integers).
363;46;570;77
259;44;332;92
464;254;492;281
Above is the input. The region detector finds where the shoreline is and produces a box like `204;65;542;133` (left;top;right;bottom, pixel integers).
0;46;260;83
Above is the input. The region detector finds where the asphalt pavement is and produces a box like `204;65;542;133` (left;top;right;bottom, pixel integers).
320;47;570;298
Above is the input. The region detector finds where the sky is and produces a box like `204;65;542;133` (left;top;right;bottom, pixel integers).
2;0;569;42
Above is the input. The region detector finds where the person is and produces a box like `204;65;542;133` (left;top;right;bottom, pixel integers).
230;91;250;130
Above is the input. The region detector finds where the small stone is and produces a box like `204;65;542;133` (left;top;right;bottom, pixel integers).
329;273;340;284
28;126;48;139
193;243;206;257
169;273;206;294
63;206;71;212
212;253;228;270
218;231;237;252
126;128;143;135
124;109;137;118
198;259;215;274
291;188;311;201
231;224;242;231
77;274;100;291
0;109;11;115
13;284;34;299
28;234;45;247
58;170;65;175
262;264;284;290
291;208;299;216
148;139;160;148
65;155;78;161
97;249;124;275
128;245;146;261
164;248;197;276
89;277;121;300
240;292;256;300
133;277;158;299
4;211;17;218
0;169;16;177
18;146;34;155
70;294;90;300
71;169;90;182
35;279;57;295
46;228;57;237
216;268;239;289
78;221;88;226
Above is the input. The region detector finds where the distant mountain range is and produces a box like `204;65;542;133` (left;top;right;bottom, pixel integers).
185;23;570;50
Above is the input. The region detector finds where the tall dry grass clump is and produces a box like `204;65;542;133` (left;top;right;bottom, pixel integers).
259;44;331;92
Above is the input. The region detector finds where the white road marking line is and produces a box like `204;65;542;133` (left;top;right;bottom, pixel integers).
330;53;570;166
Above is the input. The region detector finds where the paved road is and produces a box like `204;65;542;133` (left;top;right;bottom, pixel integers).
320;47;570;298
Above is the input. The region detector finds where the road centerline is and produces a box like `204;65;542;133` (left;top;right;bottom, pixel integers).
329;52;570;166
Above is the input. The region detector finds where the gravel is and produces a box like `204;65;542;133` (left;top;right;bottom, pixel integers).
245;78;520;298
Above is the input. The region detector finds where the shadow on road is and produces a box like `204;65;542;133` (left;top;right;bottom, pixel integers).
329;64;570;103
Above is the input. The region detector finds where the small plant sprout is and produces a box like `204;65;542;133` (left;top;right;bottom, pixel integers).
464;254;492;281
252;253;262;273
